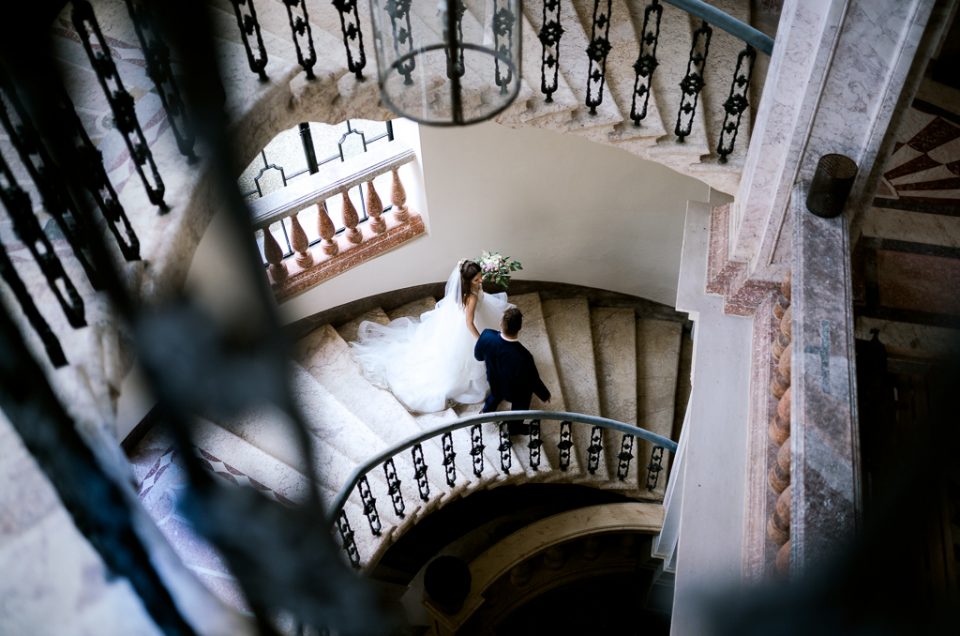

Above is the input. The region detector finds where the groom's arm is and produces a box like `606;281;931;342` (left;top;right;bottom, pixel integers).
474;330;489;361
527;354;551;402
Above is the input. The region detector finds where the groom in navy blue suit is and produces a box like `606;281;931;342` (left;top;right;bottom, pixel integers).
474;307;551;433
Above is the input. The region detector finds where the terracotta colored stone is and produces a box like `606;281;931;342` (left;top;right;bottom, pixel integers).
316;201;339;256
782;270;792;302
775;485;791;528
341;190;363;245
772;332;790;363
773;292;790;320
768;461;789;494
391;167;409;222
777;342;792;380
772;370;790;399
261;225;288;284
777;387;791;422
777;435;791;475
768;412;789;447
780;305;792;339
767;514;789;545
288;213;314;269
365;180;387;234
775;540;791;574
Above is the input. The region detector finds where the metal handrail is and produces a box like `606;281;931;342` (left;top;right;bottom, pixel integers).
326;409;679;526
663;0;775;55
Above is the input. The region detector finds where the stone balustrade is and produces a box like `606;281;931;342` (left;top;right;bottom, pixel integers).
250;143;425;300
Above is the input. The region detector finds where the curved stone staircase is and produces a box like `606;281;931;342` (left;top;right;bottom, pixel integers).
128;286;690;612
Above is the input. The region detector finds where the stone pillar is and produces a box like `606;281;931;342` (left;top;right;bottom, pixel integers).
790;182;861;573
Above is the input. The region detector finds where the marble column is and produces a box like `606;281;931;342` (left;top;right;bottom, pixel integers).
715;0;942;306
790;183;861;574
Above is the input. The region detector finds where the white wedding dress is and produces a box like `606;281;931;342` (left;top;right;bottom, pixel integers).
350;265;513;413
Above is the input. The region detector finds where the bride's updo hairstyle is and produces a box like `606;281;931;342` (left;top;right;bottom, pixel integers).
459;260;482;306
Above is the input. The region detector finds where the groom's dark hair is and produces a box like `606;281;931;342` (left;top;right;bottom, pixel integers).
502;308;523;336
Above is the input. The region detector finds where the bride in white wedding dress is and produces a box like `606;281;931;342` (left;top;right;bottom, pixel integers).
350;260;513;413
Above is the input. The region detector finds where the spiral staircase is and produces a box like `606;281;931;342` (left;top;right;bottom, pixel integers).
0;0;774;633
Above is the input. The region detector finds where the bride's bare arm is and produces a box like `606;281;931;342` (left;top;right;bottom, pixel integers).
464;294;481;339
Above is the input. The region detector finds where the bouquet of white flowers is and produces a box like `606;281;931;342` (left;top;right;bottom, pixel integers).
476;251;522;289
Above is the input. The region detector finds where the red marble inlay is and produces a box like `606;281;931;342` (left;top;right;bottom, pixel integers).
907;117;960;153
883;153;941;181
895;176;960;191
875;251;960;315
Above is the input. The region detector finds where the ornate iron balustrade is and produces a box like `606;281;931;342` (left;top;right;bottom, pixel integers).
327;410;679;567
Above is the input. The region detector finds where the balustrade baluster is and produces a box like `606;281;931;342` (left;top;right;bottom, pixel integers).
528;419;542;471
538;0;563;102
0;151;85;328
441;432;457;488
357;476;382;536
716;44;756;163
341;190;363;245
332;0;367;79
382;458;405;517
288;213;314;268
365;180;387;234
469;424;485;477
335;511;361;569
390;167;409;222
630;0;663;126
281;0;317;79
498;422;512;473
558;420;573;471
492;0;516;94
72;0;167;210
262;225;289;284
587;425;603;475
617;434;635;481
675;20;712;142
316;201;339;256
0;242;67;367
646;445;665;490
228;0;269;80
123;0;196;161
412;444;430;502
585;0;613;115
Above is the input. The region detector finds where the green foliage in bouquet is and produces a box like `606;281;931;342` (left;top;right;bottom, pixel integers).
476;251;523;289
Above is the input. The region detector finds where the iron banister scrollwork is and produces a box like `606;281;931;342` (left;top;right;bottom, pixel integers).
497;421;512;473
0;242;67;367
538;0;563;103
0;150;85;329
123;0;196;161
375;0;415;85
492;0;516;95
326;410;678;526
227;0;269;80
441;0;466;81
558;420;573;471
412;443;430;501
674;19;712;142
716;44;756;163
646;445;666;490
584;0;613;115
441;431;458;487
630;0;663;126
71;0;167;211
0;79;102;285
332;0;368;80
617;434;635;481
528;419;542;471
282;0;318;79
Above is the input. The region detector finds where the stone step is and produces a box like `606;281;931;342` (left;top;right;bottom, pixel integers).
541;297;597;479
385;296;438;322
635;318;683;498
590;306;638;487
295;324;449;517
453;402;527;483
507;293;567;476
336;307;391;344
414;408;478;499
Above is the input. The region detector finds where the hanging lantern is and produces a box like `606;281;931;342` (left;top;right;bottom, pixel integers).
369;0;522;126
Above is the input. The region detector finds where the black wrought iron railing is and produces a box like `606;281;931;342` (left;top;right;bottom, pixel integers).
327;410;679;569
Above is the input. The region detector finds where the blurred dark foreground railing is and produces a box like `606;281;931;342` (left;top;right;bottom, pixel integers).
0;2;393;634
